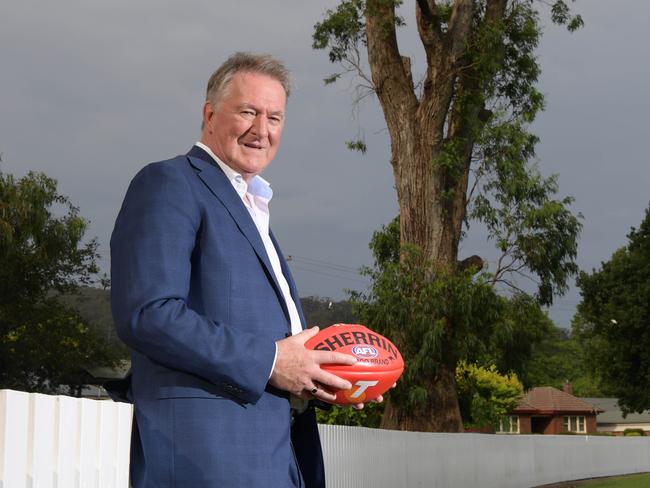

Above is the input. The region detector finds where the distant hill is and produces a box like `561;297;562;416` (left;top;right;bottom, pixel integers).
58;288;357;354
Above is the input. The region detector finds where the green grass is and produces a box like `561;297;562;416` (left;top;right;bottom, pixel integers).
576;472;650;487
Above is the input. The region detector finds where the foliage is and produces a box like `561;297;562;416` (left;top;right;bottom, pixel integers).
351;230;504;418
0;171;98;302
316;401;384;427
345;139;368;154
313;0;367;64
524;326;606;396
0;169;118;392
481;293;555;387
482;295;603;395
455;361;523;429
465;5;582;305
1;298;120;393
471;127;582;305
351;216;581;422
550;1;584;32
574;204;650;414
623;428;645;437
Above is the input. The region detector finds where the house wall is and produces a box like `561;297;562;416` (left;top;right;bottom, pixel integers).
515;414;598;435
547;416;563;434
599;423;650;436
587;415;599;433
546;414;598;435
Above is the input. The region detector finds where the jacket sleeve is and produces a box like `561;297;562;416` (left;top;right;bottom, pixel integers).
110;161;276;404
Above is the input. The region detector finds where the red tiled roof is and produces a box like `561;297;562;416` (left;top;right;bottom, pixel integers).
513;387;604;415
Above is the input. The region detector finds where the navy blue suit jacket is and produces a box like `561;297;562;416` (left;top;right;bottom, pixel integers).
110;146;325;487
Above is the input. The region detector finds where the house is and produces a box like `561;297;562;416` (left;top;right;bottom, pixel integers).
581;397;650;435
499;385;603;435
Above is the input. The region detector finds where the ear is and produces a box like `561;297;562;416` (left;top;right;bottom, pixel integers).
202;102;215;130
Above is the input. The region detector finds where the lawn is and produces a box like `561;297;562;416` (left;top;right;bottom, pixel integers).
575;473;650;487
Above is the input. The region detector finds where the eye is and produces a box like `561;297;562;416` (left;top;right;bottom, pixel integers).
241;109;256;118
269;115;283;125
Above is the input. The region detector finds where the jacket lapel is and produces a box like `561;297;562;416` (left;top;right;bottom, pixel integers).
185;147;285;311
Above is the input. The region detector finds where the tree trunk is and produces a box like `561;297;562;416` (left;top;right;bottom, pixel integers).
364;0;508;432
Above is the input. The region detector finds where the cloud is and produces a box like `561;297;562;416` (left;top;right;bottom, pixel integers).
1;0;649;326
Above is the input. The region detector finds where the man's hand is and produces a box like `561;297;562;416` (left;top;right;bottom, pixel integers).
269;326;357;403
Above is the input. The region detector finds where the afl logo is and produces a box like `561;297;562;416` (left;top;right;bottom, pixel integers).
352;345;378;358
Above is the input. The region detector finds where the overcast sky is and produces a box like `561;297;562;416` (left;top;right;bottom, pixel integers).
1;0;648;328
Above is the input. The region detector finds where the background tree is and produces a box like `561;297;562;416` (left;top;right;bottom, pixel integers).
482;293;555;388
314;0;582;431
573;203;650;414
0;169;119;393
522;325;604;396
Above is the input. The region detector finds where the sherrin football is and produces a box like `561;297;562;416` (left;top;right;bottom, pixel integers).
304;323;404;404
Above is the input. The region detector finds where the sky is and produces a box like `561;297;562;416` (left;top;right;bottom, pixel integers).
1;1;649;328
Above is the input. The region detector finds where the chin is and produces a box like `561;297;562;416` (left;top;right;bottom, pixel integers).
244;160;271;173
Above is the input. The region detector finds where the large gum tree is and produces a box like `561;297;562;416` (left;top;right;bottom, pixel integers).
313;0;583;431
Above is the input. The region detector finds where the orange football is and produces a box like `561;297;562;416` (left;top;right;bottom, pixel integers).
304;323;404;404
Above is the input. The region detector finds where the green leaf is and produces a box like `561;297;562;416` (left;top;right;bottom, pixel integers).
345;139;368;154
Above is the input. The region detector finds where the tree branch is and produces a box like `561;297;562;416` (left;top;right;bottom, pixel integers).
365;0;418;124
465;156;487;209
447;0;476;62
416;0;443;50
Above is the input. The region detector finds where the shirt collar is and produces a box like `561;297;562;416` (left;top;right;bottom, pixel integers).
194;142;273;201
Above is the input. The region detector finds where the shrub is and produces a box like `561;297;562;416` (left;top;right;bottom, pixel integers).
623;428;646;436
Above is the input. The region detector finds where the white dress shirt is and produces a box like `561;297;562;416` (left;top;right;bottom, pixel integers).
194;142;303;341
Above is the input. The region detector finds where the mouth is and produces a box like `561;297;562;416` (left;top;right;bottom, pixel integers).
243;142;264;150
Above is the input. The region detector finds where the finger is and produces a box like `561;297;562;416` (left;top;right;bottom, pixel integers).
371;394;384;404
297;390;315;401
306;382;338;403
312;382;334;395
312;370;352;391
313;350;357;366
293;326;320;344
312;387;337;403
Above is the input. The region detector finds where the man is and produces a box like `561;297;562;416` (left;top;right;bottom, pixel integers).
110;53;364;487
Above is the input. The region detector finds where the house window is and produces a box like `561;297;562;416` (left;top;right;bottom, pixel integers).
497;415;520;434
563;415;586;433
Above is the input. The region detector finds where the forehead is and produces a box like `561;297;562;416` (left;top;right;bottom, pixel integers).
221;72;286;111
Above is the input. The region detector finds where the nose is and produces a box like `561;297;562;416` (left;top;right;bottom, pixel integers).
250;114;268;139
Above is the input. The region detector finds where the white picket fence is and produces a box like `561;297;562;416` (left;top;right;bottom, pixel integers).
2;389;650;488
0;390;132;488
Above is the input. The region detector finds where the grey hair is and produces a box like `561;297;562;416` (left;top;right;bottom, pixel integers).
206;52;291;106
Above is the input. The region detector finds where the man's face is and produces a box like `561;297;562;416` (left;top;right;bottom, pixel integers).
201;72;286;182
